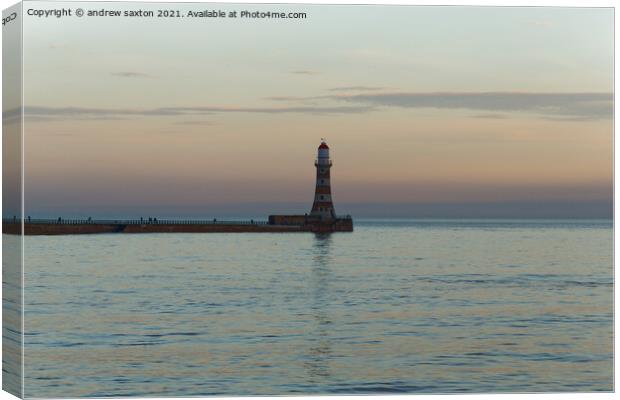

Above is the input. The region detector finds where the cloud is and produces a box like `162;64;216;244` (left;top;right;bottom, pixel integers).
471;113;508;119
328;86;388;92
111;71;155;78
264;96;306;101
170;105;371;114
25;106;172;118
20;92;612;123
327;91;613;120
175;120;216;126
290;70;319;75
21;104;373;121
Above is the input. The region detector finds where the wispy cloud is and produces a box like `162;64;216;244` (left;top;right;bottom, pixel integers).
290;70;319;75
328;86;388;92
21;104;373;121
19;92;612;123
112;71;155;78
264;95;318;102
326;91;613;120
171;105;371;114
25;106;174;118
471;113;508;119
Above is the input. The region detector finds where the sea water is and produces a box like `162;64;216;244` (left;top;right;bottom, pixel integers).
16;219;613;396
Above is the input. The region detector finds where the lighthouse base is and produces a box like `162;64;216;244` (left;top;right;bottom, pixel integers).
268;215;353;232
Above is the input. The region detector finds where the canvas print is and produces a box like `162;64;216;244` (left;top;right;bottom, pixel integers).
2;1;614;397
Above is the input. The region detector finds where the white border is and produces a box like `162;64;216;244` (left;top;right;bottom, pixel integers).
0;1;616;400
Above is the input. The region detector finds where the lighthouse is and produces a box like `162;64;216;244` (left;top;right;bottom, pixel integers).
268;140;352;231
310;140;336;220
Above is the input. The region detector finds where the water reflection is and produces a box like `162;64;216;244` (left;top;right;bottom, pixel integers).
312;233;332;266
303;233;333;381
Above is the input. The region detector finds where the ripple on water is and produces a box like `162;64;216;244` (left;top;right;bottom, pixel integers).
20;221;613;396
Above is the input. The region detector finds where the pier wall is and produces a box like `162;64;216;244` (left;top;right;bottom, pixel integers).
122;224;306;234
23;223;122;235
2;218;353;235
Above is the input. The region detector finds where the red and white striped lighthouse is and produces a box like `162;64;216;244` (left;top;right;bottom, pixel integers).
310;139;336;220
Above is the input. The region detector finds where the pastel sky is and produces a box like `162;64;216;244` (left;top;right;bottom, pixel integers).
18;3;613;217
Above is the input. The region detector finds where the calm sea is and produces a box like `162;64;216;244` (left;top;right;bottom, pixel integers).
18;219;613;396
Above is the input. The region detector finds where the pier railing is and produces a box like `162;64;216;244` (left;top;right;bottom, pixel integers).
3;215;351;226
3;218;269;225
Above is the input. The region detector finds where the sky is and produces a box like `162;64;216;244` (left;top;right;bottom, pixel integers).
13;3;614;218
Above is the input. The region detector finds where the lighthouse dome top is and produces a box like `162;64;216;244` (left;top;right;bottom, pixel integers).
318;141;329;149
